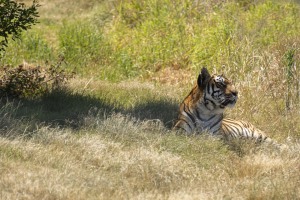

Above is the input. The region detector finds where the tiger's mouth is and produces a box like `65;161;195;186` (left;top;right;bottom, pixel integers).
221;97;237;108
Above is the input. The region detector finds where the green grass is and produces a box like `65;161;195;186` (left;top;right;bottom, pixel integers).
1;0;299;81
0;0;299;199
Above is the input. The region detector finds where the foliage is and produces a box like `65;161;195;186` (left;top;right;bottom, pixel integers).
58;21;111;74
0;0;299;81
1;32;54;65
105;0;300;73
0;0;39;54
0;59;74;99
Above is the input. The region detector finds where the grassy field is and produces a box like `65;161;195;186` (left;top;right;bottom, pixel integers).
0;0;300;199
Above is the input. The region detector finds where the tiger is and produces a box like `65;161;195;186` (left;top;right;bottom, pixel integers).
173;67;274;143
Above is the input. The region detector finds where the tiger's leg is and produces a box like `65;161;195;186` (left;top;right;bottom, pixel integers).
173;119;193;133
221;118;285;149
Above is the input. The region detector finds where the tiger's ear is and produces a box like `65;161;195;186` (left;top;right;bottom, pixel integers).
197;67;211;88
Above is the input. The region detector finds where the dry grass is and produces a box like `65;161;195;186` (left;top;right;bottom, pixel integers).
0;74;299;199
0;112;299;200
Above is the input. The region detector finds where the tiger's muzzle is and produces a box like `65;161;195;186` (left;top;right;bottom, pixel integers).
222;91;238;108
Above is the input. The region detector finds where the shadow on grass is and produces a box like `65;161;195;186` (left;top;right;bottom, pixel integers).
127;101;178;128
2;88;179;131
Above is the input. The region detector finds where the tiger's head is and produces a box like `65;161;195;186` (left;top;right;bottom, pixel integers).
197;67;238;110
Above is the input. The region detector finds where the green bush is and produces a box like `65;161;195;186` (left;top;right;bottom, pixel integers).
0;0;39;54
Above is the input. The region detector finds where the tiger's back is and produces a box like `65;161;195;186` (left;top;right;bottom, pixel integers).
174;85;207;133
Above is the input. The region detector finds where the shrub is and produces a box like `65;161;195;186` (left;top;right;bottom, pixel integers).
0;59;74;99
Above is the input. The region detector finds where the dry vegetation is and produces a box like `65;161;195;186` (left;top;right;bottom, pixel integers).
0;0;300;199
0;78;299;199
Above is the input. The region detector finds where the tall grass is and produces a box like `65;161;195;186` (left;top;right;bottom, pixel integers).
104;0;300;74
58;21;109;72
0;32;54;65
2;0;299;81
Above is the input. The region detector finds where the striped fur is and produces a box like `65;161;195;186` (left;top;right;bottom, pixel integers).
173;67;273;143
221;118;272;142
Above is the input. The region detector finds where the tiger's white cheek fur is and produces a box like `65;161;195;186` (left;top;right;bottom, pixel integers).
215;76;225;83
